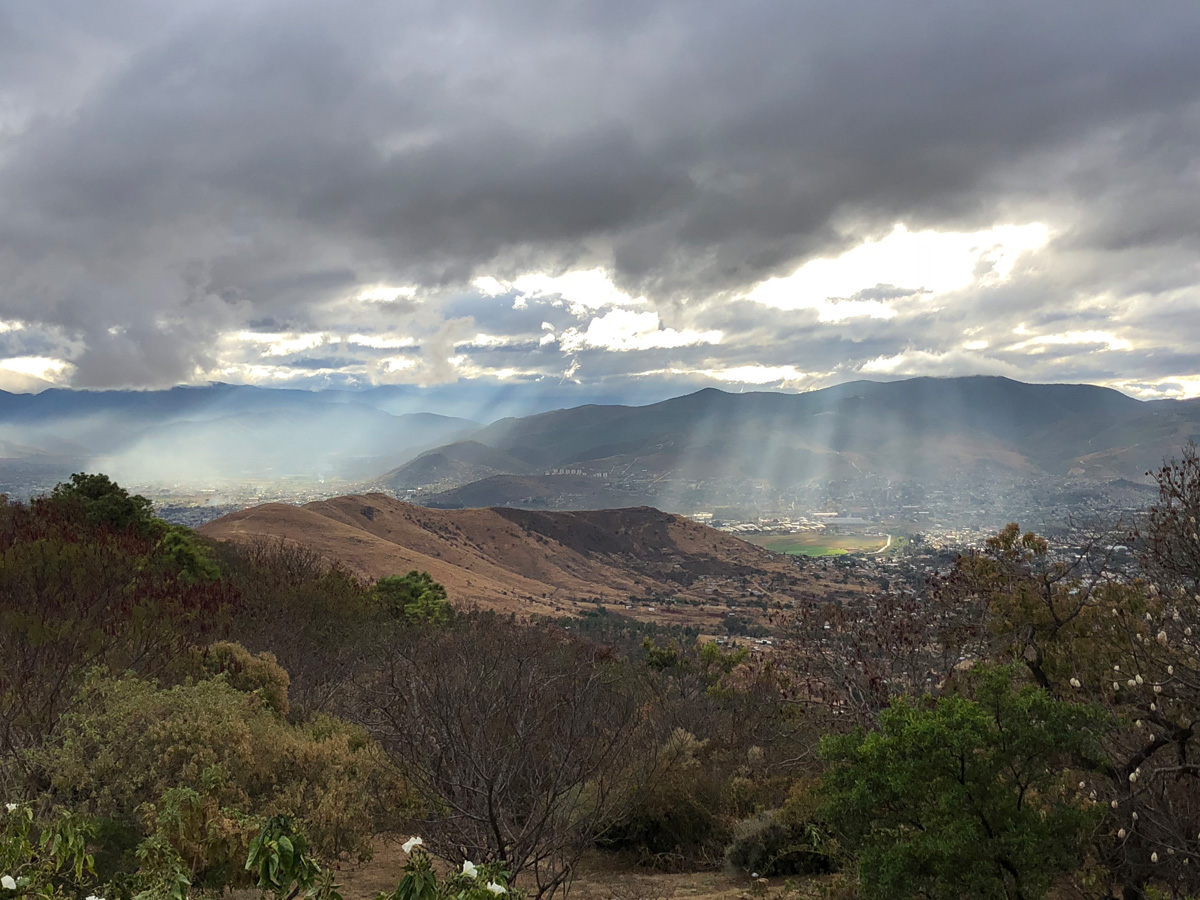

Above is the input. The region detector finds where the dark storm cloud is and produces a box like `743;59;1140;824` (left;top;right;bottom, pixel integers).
0;0;1198;392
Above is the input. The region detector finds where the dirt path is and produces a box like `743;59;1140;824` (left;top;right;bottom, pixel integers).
332;843;837;900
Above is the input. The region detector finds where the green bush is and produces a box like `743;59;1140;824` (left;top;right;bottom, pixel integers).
819;666;1104;900
373;571;452;625
0;804;95;900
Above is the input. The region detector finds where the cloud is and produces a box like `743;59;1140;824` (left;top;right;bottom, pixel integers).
0;0;1196;397
558;309;722;352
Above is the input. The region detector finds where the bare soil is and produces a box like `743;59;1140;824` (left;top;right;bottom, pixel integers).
331;842;838;900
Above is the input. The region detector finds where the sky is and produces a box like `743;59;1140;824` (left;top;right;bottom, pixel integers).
1;1;1199;402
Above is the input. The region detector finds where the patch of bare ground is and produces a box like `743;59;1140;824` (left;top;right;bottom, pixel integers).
332;844;841;900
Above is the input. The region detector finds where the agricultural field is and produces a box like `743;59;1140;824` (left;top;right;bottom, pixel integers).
743;531;890;556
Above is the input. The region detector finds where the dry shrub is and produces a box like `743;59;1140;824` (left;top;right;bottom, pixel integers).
192;640;291;717
37;657;396;881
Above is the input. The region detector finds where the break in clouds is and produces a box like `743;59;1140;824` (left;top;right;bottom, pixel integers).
1;0;1199;398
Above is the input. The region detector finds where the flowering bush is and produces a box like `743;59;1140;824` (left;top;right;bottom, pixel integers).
376;839;517;900
0;803;95;900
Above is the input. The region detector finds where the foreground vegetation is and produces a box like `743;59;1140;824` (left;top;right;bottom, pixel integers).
4;449;1200;900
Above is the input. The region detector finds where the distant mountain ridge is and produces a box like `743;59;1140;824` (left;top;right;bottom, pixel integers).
5;376;1199;499
380;376;1200;508
0;383;477;489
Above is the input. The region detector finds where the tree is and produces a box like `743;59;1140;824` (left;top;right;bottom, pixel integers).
221;538;375;718
48;473;155;533
820;667;1103;900
373;571;452;625
1139;441;1200;593
355;615;657;898
931;511;1200;900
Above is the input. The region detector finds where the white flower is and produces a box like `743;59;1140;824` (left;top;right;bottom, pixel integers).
1128;679;1137;688
751;873;759;879
1114;665;1121;672
461;861;478;879
1129;772;1138;783
402;836;424;854
85;895;104;900
485;883;506;895
1113;682;1121;692
1111;800;1120;809
1;876;15;891
1133;811;1140;820
1169;665;1175;675
1151;851;1158;863
1118;828;1127;838
1187;627;1194;637
1154;684;1163;693
1070;677;1082;688
1136;674;1144;685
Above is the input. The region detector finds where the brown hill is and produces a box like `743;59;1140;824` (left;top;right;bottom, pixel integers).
199;493;860;627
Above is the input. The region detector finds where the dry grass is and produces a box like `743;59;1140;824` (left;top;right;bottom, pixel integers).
200;493;867;624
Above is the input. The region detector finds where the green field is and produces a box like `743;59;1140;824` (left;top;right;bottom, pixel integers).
743;532;889;557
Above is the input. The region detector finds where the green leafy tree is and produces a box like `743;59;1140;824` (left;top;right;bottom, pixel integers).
820;667;1104;900
36;666;389;881
49;473;155;533
373;572;452;625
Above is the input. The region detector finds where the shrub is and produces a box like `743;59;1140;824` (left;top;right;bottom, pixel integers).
220;539;375;717
723;805;833;878
819;666;1104;900
373;571;452;625
0;804;95;900
0;498;236;767
600;730;727;866
192;641;290;717
36;668;392;886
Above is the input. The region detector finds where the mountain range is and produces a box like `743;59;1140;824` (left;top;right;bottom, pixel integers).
4;377;1199;504
383;377;1200;509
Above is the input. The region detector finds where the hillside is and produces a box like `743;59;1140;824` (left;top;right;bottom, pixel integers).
382;441;537;490
199;493;859;625
382;377;1200;507
422;474;654;509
